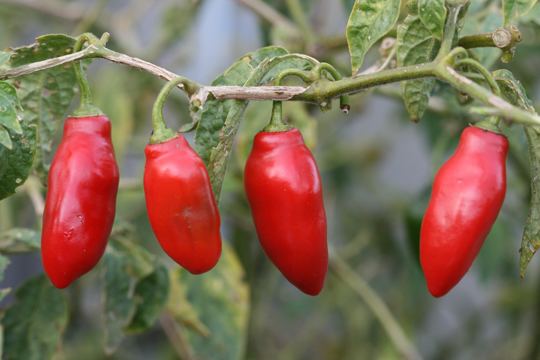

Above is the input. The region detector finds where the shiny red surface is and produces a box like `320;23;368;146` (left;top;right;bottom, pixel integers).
42;115;119;288
244;129;328;295
420;126;508;297
144;135;221;274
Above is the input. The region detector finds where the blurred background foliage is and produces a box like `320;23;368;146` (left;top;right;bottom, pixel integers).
0;0;540;359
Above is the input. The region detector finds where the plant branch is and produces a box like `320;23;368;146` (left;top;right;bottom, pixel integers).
1;39;539;127
435;64;540;125
458;26;522;50
436;2;464;60
159;313;195;360
330;254;422;360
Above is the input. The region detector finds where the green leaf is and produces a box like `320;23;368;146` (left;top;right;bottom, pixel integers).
126;264;169;333
0;228;40;253
9;34;81;182
0;117;36;200
0;70;33;198
494;69;535;112
2;275;68;360
520;4;540;25
418;0;447;39
342;0;356;11
167;243;249;360
397;14;438;122
102;251;138;354
0;127;12;149
195;46;288;165
0;81;22;152
346;0;401;74
493;69;539;277
195;47;317;199
101;225;157;354
503;0;538;25
0;82;22;135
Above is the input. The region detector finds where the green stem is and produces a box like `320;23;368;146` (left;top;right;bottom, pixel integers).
72;33;103;117
457;26;521;49
150;77;200;144
435;64;540;126
275;69;315;85
264;101;289;132
302;62;436;101
317;63;350;112
1;33;539;127
436;3;464;60
454;58;500;95
474;116;501;133
330;255;422;360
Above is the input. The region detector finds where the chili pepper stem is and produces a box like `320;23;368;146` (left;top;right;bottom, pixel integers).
264;101;290;132
150;77;200;144
72;33;103;117
474;116;502;133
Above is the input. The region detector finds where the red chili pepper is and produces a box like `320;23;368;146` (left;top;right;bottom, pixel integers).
420;125;508;297
42;115;119;289
244;128;328;295
144;135;222;274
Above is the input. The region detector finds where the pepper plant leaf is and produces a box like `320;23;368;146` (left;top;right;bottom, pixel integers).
346;0;401;74
2;276;68;360
9;34;84;184
397;14;438;122
503;0;538;25
494;69;539;278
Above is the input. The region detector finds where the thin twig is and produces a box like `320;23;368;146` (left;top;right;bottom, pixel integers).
330;254;422;360
159;313;195;360
2;41;540;127
22;176;44;216
236;0;298;32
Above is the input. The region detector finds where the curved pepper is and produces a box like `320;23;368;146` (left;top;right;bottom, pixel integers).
42;115;119;288
420;125;508;297
244;128;328;295
144;135;222;274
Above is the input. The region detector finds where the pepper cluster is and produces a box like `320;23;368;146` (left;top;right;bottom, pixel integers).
40;55;509;298
41;77;328;296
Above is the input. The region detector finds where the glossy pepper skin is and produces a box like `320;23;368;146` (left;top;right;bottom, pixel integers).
244;128;328;296
420;126;508;297
144;135;222;274
42;115;119;289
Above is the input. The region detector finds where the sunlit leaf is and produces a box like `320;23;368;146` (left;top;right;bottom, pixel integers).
418;0;447;39
346;0;401;74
